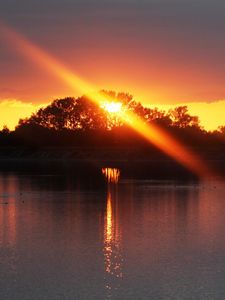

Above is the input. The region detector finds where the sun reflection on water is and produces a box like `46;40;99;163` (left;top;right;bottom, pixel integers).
102;168;123;298
102;168;120;184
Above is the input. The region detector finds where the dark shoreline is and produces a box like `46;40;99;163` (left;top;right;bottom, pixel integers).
0;146;224;181
0;146;225;160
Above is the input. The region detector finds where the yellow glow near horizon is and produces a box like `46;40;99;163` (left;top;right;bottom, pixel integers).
0;22;217;178
148;101;225;132
0;99;45;130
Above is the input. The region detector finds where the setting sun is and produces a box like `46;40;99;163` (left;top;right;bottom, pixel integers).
101;101;122;113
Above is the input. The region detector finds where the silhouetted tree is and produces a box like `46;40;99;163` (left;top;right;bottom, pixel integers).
1;125;10;135
15;92;205;144
17;96;108;131
218;126;225;134
168;106;200;128
5;90;219;149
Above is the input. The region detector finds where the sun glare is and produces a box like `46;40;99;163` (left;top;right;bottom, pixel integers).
101;101;122;114
2;22;217;178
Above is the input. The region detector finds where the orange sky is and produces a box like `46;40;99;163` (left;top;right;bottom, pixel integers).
0;0;225;130
1;34;225;131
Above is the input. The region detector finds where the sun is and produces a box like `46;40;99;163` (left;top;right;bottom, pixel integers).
101;101;122;113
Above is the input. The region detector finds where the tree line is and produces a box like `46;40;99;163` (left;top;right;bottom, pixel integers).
0;90;225;149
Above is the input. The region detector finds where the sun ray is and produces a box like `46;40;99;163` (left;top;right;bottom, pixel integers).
0;22;217;178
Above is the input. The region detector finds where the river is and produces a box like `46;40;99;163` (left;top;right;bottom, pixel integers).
0;164;224;299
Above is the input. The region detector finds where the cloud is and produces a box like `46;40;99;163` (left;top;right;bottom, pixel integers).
0;99;47;130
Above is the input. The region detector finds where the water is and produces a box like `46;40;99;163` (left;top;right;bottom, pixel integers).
0;165;225;299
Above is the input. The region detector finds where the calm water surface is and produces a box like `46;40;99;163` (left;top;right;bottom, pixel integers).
0;166;225;299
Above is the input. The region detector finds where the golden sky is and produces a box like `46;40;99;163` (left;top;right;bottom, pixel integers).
0;98;224;131
149;100;225;131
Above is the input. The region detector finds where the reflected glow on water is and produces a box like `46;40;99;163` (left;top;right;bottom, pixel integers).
0;170;225;299
0;175;17;248
102;168;120;184
105;192;113;247
103;178;123;297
